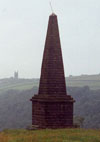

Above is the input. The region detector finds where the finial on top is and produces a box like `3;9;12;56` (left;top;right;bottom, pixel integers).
49;1;55;15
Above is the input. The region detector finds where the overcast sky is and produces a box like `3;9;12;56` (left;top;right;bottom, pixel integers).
0;0;100;78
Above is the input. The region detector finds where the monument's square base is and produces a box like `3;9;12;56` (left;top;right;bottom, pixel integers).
31;94;74;129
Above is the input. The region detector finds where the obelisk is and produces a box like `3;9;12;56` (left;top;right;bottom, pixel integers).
31;13;75;128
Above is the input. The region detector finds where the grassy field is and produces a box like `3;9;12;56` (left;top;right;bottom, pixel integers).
0;79;39;92
66;80;100;90
66;74;100;90
0;74;100;92
0;129;100;142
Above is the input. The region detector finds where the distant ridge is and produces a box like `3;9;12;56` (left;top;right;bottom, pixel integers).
66;74;100;90
67;74;100;80
0;74;100;92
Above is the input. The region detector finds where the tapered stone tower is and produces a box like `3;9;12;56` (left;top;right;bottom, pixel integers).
31;13;75;128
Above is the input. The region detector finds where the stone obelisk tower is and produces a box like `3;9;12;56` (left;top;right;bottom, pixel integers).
31;13;75;128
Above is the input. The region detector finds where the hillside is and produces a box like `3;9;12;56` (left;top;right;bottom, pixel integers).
0;78;39;93
0;86;100;130
0;129;100;142
0;74;100;130
0;74;100;92
67;74;100;90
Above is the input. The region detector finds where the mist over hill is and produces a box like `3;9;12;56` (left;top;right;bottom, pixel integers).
67;74;100;90
0;86;100;130
0;74;100;130
0;74;100;92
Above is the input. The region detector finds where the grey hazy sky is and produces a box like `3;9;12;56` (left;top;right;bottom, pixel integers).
0;0;100;78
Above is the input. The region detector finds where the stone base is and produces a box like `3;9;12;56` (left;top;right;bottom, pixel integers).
31;94;74;129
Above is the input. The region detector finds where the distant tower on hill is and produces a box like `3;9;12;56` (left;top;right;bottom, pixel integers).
14;71;18;79
31;13;75;128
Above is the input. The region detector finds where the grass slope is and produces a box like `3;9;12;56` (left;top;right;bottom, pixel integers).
0;129;100;142
0;79;38;92
66;74;100;90
0;74;100;92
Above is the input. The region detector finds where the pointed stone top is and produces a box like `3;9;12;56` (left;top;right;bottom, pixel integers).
38;12;67;96
50;13;57;17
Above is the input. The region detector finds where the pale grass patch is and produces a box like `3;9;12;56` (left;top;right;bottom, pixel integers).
0;129;100;142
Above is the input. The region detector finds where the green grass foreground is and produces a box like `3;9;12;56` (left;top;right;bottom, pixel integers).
0;129;100;142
